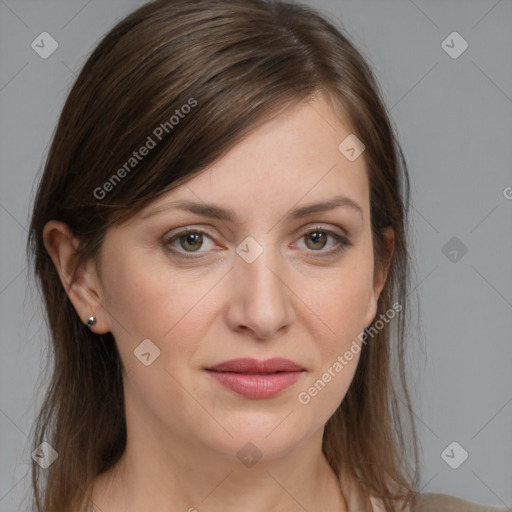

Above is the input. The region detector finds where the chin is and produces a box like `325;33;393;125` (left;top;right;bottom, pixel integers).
209;417;311;460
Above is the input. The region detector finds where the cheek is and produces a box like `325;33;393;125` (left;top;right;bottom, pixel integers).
299;256;374;347
102;250;185;334
296;273;370;417
102;260;166;337
100;249;221;373
292;250;373;411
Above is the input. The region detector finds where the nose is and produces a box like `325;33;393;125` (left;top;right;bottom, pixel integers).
225;242;295;340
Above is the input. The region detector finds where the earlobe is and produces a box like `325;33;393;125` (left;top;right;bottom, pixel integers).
42;220;110;333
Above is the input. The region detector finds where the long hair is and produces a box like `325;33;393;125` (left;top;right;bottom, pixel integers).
27;1;419;510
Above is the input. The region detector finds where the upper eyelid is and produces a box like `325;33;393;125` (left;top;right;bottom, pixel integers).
164;225;348;252
164;224;348;242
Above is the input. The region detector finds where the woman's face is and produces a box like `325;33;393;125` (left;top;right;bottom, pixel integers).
89;95;392;461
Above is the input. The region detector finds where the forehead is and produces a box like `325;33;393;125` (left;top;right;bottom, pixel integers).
143;95;370;222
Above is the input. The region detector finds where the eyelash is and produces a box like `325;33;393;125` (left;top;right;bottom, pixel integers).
163;225;353;260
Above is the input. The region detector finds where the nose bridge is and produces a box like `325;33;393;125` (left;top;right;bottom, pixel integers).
237;235;284;301
231;234;293;336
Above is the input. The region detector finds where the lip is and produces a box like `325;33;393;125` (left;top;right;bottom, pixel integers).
205;357;305;373
204;358;305;399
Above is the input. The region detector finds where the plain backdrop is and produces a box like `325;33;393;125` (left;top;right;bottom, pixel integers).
0;0;511;510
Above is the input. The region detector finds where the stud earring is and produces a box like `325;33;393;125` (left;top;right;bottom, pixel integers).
86;316;96;328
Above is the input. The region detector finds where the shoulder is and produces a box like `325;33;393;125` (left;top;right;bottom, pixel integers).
410;492;509;512
370;493;508;512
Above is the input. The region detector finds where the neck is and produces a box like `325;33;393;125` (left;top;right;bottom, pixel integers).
92;431;347;512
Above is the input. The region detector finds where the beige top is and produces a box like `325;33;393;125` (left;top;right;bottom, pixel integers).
370;493;508;512
410;493;508;512
88;493;508;511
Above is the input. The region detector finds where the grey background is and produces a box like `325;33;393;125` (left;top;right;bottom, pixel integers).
1;0;511;510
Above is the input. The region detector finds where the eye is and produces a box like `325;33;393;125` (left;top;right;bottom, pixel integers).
163;225;353;260
164;228;216;258
295;226;352;257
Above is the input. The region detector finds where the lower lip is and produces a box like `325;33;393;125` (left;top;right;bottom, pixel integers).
205;370;304;398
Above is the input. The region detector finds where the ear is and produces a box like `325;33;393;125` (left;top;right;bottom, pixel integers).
363;227;395;328
42;220;110;333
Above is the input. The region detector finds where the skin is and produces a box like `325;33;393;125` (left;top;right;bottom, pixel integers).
44;94;394;512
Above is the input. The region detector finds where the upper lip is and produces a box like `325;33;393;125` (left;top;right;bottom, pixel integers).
205;358;305;373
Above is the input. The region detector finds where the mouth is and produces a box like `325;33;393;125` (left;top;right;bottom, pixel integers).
204;358;305;398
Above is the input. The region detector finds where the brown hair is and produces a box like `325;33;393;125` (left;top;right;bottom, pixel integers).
27;0;419;510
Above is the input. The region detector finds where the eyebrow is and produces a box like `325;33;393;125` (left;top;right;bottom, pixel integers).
141;194;364;223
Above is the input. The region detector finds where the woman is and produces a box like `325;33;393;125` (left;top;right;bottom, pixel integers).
27;1;505;511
